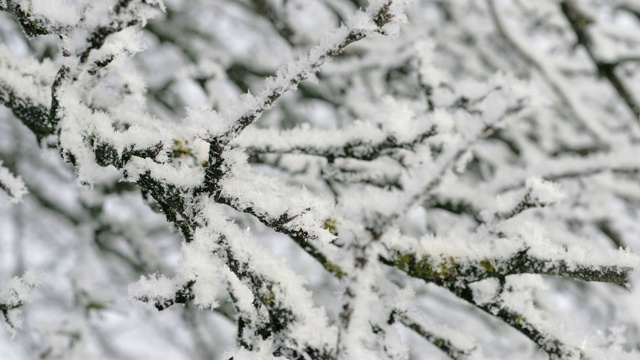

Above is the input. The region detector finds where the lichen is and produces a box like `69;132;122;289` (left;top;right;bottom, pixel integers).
323;217;338;235
324;261;346;279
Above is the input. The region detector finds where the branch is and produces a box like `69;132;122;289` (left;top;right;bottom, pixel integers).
211;176;345;278
491;178;563;222
388;246;632;287
464;291;582;359
390;258;586;358
321;164;403;190
249;0;298;47
77;0;141;64
135;280;196;311
426;195;484;224
209;0;404;152
1;53;338;356
493;148;640;193
0;47;56;141
127;192;337;359
560;0;640;120
0;161;27;204
399;315;478;360
0;270;39;330
376;99;527;235
239;125;437;162
0;0;70;36
486;0;605;139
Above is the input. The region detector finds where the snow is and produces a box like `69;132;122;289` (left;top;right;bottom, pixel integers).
224;342;286;360
193;201;338;352
219;149;336;244
2;0;640;358
470;278;500;305
0;161;27;204
30;0;80;26
349;11;377;33
0;45;55;106
0;270;40;335
525;177;565;205
128;273;177;306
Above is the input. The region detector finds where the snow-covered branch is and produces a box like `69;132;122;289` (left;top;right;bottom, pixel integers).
2;0;640;359
0;161;27;204
387;246;634;287
464;291;582;359
238;123;437;162
377;96;528;235
399;314;480;360
208;0;410;152
0;46;55;140
0;0;72;36
560;0;640;120
486;0;606;139
0;271;39;333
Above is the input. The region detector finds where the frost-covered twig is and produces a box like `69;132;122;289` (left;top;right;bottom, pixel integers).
0;270;39;333
459;289;582;360
215;187;345;278
426;195;483;224
387;246;633;287
1;48;341;356
491;178;564;222
239;124;437;162
377;98;527;235
399;315;478;360
0;162;27;204
322;164;403;190
336;240;386;359
0;46;56;140
126;187;337;359
137;174;197;242
385;229;636;357
560;0;640;120
377;212;638;357
203;1;412;207
0;0;71;36
210;154;336;245
77;0;161;65
492;148;640;193
134;279;196;311
486;0;605;139
209;0;408;151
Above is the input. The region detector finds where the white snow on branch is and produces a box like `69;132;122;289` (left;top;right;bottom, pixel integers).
218;149;336;244
128;273;178;307
29;0;80;26
223;342;286;360
525;177;565;205
0;161;27;204
0;45;56;107
194;202;338;352
384;226;640;274
216;0;413;144
1;270;40;335
490;146;640;193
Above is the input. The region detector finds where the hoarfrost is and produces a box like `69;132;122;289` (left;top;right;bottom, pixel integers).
1;0;640;359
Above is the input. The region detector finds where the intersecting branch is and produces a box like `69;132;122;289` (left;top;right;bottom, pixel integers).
386;247;632;287
560;0;640;120
208;1;403;154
